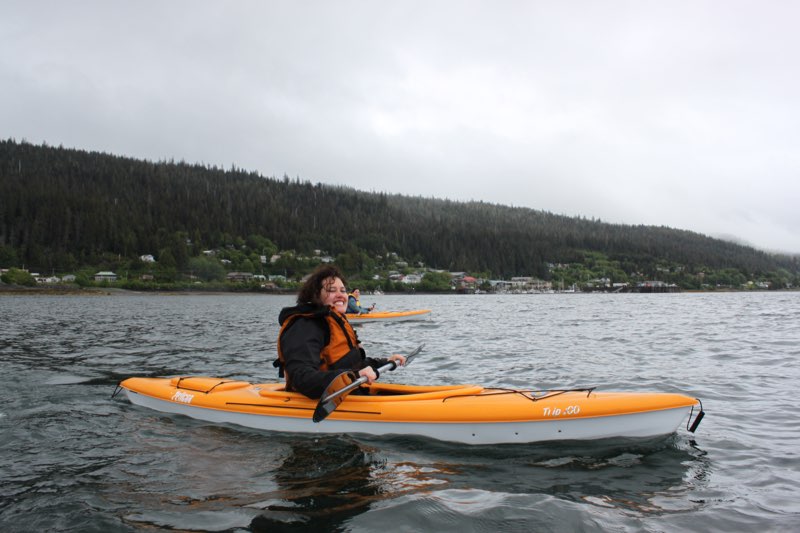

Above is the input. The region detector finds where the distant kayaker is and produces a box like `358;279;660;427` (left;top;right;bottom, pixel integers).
275;265;405;399
346;288;375;314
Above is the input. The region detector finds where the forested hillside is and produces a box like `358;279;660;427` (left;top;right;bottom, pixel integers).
1;139;797;286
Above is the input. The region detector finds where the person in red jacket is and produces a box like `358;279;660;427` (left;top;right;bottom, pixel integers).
275;265;405;398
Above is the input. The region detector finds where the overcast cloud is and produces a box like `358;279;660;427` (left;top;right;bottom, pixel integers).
2;1;799;254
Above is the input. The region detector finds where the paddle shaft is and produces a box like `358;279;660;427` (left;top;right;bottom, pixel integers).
320;361;394;405
319;344;424;404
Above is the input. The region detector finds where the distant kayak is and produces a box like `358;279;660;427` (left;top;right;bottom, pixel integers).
346;309;432;323
116;376;703;445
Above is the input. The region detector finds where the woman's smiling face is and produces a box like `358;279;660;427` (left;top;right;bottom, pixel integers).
321;276;348;313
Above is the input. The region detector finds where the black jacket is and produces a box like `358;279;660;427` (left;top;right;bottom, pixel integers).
276;304;388;398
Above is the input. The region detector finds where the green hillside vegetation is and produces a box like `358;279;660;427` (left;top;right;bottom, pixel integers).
1;139;797;291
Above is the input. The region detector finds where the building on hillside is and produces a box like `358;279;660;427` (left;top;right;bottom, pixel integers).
489;280;513;292
455;275;479;293
226;272;254;282
94;271;117;282
510;277;533;289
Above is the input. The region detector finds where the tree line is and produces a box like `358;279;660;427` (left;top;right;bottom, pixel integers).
1;139;797;286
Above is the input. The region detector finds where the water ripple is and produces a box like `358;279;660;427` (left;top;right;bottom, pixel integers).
2;291;800;531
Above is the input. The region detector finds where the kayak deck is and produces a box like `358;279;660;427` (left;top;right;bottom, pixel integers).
118;377;702;445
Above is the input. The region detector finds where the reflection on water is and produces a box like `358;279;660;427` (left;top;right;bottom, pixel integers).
250;436;383;531
243;432;710;531
367;433;711;515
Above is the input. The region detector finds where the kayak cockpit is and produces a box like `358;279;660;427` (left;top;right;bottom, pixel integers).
258;382;484;401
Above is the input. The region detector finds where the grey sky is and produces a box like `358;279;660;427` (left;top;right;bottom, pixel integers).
3;1;799;254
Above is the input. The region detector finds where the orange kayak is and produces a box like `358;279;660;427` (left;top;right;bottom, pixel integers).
117;376;703;445
346;309;432;323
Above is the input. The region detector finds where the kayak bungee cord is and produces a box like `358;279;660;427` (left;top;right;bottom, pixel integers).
173;377;244;394
441;387;597;403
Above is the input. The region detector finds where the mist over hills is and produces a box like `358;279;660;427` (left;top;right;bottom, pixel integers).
1;139;797;285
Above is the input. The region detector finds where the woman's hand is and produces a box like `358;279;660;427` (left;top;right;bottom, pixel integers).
388;353;406;367
358;366;378;384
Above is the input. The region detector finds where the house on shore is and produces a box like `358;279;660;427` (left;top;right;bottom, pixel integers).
637;281;679;293
226;272;254;283
94;271;117;282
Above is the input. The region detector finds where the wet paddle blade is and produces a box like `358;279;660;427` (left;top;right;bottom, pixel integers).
313;371;358;423
404;344;424;366
313;344;425;423
312;398;337;423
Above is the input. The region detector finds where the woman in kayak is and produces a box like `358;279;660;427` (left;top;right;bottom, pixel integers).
275;265;405;398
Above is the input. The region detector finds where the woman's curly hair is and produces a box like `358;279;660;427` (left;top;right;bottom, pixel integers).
297;264;348;306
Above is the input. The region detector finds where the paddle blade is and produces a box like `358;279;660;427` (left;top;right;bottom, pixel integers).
404;344;424;366
313;371;357;423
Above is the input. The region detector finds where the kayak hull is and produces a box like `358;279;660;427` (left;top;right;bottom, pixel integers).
119;377;701;445
346;309;431;323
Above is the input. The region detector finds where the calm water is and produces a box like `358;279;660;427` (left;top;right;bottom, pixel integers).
1;291;799;531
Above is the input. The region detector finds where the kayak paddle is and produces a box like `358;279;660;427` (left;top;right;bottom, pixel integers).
313;344;424;423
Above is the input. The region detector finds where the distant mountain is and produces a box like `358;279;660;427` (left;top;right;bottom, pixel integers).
1;139;797;280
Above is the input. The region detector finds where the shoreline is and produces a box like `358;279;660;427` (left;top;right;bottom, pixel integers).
0;284;111;296
2;283;796;296
0;285;293;297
